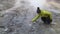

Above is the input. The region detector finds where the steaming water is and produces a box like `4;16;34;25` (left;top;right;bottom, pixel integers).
30;0;47;9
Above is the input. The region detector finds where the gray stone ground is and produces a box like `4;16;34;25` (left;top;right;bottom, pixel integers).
0;0;60;34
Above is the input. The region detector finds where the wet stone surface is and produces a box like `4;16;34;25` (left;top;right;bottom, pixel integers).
0;0;60;34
